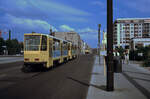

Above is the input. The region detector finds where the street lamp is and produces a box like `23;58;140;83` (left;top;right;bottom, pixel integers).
98;24;101;64
107;0;114;91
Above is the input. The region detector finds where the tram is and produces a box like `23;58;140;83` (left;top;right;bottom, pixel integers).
23;33;77;70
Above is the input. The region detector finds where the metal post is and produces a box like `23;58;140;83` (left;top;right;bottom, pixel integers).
50;26;52;35
0;30;2;38
107;0;114;91
98;24;101;65
9;30;11;40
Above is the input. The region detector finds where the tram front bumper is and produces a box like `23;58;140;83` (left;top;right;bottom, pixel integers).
24;62;47;66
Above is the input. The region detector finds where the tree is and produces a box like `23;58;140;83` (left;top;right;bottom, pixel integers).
5;39;21;55
0;37;5;55
115;46;126;57
142;45;150;67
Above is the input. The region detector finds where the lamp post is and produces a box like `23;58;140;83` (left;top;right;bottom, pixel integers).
9;30;11;40
107;0;114;91
98;24;101;64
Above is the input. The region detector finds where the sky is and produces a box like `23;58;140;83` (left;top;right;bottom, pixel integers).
0;0;150;48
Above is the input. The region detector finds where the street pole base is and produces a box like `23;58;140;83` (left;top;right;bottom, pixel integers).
106;86;114;91
106;71;114;91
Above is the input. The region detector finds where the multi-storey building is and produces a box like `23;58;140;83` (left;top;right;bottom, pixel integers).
113;18;150;49
130;38;150;50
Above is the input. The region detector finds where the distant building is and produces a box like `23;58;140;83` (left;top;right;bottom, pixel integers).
80;40;85;54
54;31;82;54
54;31;80;46
130;38;150;50
113;18;150;49
102;31;107;50
53;31;91;54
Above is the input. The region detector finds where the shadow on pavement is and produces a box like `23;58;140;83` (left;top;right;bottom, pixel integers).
67;76;106;91
123;70;150;76
122;72;150;99
91;72;101;75
132;77;150;82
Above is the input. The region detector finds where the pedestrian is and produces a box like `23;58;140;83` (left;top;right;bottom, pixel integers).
125;53;129;64
121;52;125;64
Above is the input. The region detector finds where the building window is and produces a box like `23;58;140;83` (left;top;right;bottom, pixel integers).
131;24;134;26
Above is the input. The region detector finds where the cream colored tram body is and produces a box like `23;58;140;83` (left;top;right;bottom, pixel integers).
24;33;77;69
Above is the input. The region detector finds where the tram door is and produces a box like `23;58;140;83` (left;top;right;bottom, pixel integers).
49;39;52;57
49;39;53;66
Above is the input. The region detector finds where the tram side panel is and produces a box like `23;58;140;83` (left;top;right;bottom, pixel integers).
62;41;69;62
52;39;62;64
68;42;72;60
71;45;77;59
47;37;53;68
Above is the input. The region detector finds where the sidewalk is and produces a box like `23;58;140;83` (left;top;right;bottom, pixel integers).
86;56;150;99
0;57;24;64
129;60;150;71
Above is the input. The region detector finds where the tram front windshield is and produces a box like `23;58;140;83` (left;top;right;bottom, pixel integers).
24;35;41;51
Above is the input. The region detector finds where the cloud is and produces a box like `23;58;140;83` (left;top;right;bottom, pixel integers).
0;0;91;23
58;17;88;22
59;25;98;40
78;28;98;40
59;25;97;34
91;1;106;16
59;25;75;32
31;0;91;16
0;14;57;33
78;27;98;33
119;0;150;13
91;1;105;8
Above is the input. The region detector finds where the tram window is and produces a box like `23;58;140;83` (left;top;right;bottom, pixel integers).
24;35;40;51
63;42;67;50
53;41;60;50
41;36;47;51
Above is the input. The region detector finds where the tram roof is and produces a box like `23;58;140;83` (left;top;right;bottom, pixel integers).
24;33;69;43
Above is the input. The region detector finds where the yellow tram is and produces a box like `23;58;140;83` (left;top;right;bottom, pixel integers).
23;33;77;70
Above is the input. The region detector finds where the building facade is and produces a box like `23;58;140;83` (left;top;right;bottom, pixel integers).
113;18;150;49
53;31;84;54
102;31;107;50
130;38;150;50
54;31;81;47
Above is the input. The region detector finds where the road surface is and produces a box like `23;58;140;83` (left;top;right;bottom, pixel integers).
0;54;94;99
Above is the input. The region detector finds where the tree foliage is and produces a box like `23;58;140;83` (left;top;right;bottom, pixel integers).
0;38;23;55
115;46;126;57
129;45;150;67
0;37;5;55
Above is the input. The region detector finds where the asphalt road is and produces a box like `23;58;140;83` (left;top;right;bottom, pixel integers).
0;54;94;99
